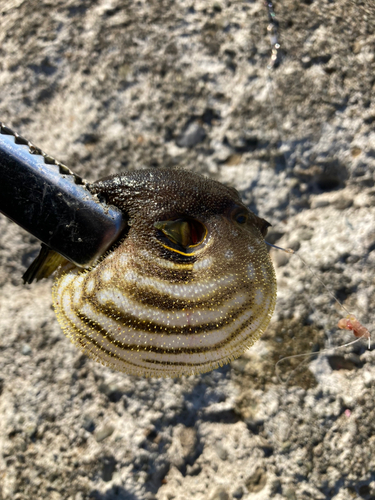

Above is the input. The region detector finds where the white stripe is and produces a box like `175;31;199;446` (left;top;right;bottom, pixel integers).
95;287;247;328
86;278;95;294
101;268;114;282
118;270;236;299
192;257;214;271
78;295;259;350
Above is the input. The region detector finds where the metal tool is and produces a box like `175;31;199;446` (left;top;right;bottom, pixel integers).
0;122;127;283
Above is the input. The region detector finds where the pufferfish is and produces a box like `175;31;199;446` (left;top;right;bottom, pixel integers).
52;169;277;377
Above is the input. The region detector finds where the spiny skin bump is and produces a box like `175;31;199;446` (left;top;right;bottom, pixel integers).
52;169;277;377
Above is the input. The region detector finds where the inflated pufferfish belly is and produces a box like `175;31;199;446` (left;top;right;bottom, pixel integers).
52;169;276;377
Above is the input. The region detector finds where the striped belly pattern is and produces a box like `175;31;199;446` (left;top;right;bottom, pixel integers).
52;234;276;377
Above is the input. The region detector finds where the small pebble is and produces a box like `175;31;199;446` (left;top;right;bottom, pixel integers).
186;463;202;476
232;486;244;499
214;443;228;461
272;251;290;268
209;486;230;500
25;423;37;438
334;197;353;210
311;198;330;209
95;424;115;442
176;122;206;148
82;415;95;432
21;344;32;356
245;468;267;493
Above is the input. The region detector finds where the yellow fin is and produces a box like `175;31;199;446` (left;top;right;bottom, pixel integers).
23;244;70;284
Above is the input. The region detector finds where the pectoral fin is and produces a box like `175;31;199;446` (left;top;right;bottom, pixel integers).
23;244;70;284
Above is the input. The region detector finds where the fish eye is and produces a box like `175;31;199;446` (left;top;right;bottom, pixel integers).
235;213;247;224
232;208;248;225
154;217;207;252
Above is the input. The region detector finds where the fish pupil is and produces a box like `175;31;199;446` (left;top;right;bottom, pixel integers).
236;214;247;224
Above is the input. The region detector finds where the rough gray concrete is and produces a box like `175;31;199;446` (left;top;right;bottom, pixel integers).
0;1;375;499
